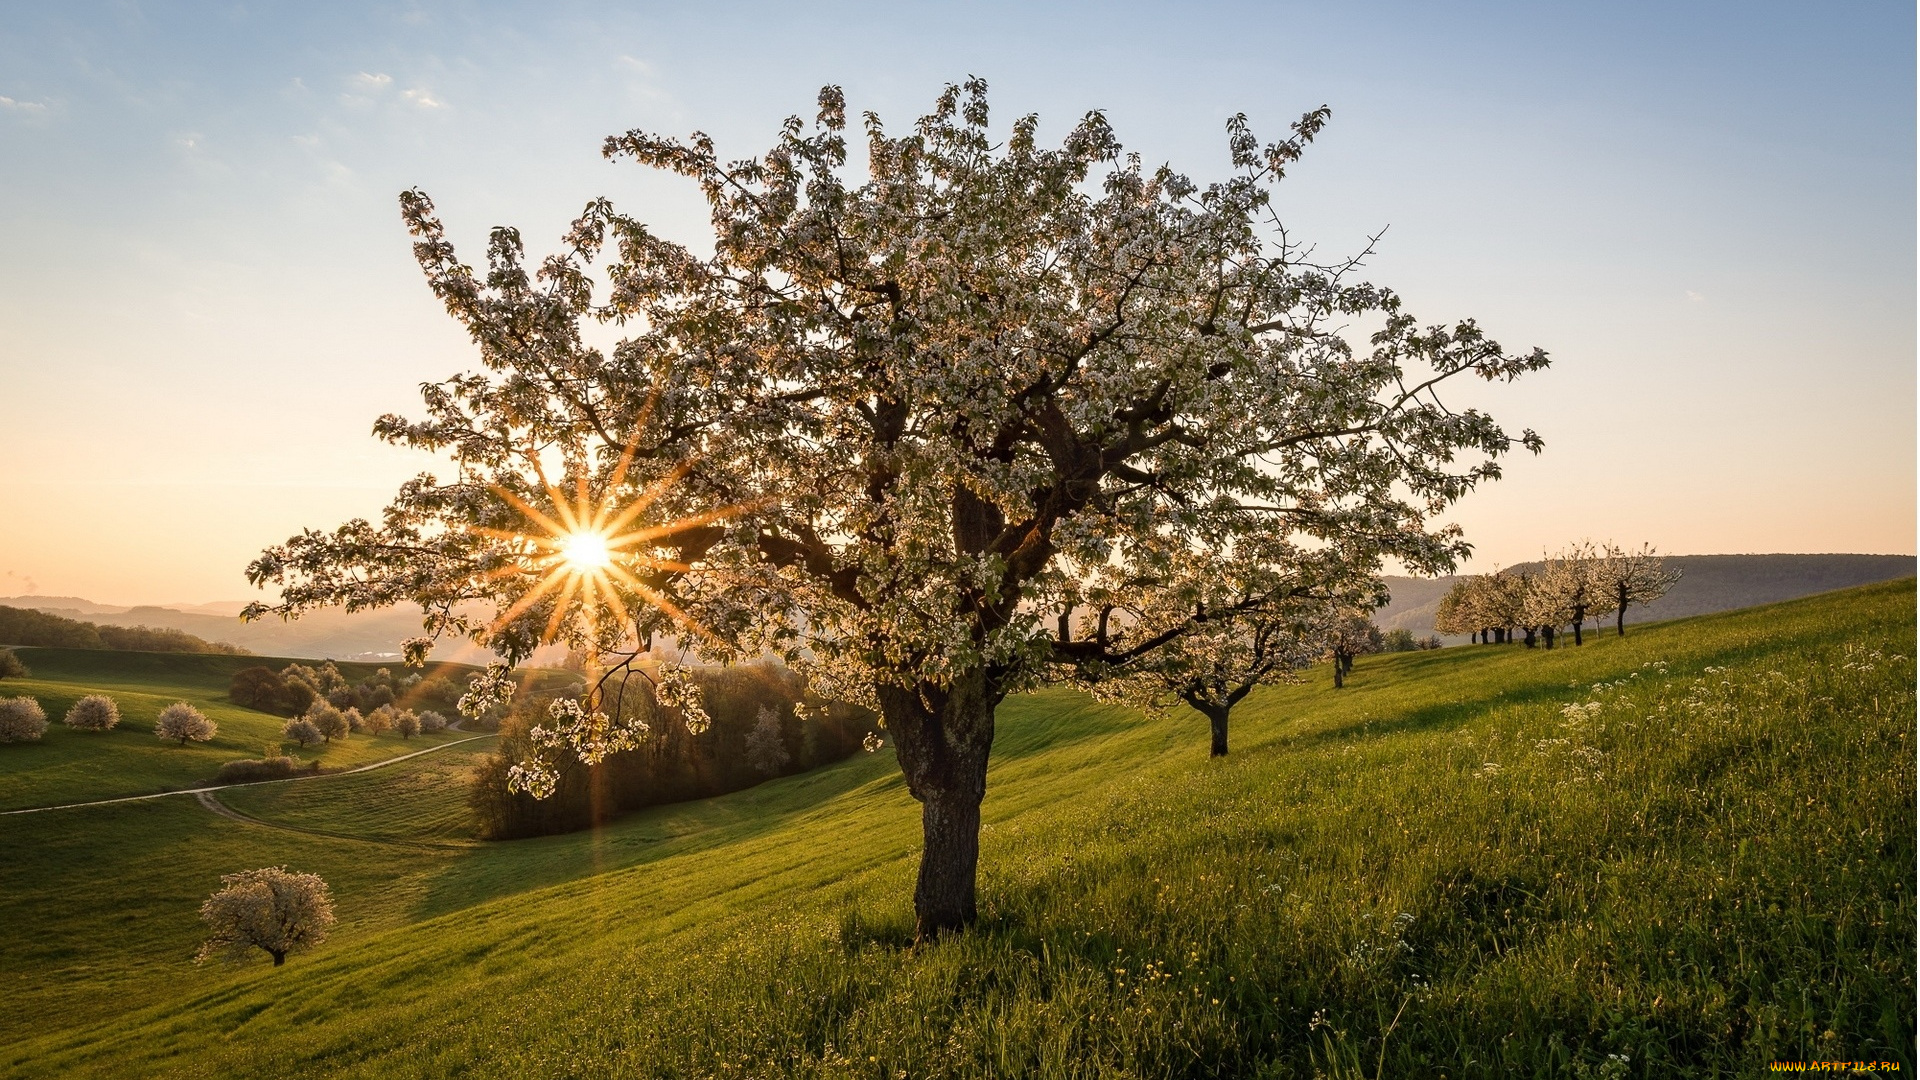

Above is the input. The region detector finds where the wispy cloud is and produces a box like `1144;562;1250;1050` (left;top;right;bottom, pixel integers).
353;72;393;90
1685;290;1706;304
0;95;49;113
401;87;443;109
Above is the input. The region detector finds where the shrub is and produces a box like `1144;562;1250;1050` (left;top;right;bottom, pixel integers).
412;676;464;713
216;756;307;783
281;717;323;747
194;866;335;966
0;648;28;679
63;694;120;731
156;702;216;745
0;696;48;742
229;666;311;715
1381;628;1419;653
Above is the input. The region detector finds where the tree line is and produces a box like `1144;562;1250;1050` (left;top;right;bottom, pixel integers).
0;605;249;655
1433;542;1680;648
468;662;881;839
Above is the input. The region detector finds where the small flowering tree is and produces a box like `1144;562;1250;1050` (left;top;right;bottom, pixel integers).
1075;546;1375;755
312;705;350;742
155;702;216;746
394;709;422;738
0;696;47;742
1528;541;1611;646
1321;610;1384;688
1595;542;1680;636
195;866;335;967
244;82;1545;938
63;694;120;731
281;717;323;747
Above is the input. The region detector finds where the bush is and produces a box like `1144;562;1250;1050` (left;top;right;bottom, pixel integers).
63;694;120;731
216;756;309;783
0;648;28;679
1381;628;1419;653
281;717;323;747
230;666;313;715
156;702;216;745
411;676;464;713
0;696;48;742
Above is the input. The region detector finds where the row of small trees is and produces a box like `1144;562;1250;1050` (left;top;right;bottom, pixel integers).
230;661;464;719
0;694;215;744
280;700;449;746
1433;542;1680;648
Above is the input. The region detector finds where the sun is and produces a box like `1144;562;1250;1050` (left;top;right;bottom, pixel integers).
560;531;612;571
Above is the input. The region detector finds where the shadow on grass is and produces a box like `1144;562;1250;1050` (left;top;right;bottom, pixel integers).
410;749;907;920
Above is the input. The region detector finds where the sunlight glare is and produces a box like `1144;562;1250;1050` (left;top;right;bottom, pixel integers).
560;531;613;571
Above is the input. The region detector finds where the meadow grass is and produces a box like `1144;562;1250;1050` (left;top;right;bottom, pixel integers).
1;581;1910;1078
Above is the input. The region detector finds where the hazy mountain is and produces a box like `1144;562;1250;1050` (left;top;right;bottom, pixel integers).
9;552;1910;660
1376;553;1916;642
0;596;514;663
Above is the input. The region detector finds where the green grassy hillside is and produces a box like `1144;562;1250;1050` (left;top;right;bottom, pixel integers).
0;648;486;810
1;582;1911;1078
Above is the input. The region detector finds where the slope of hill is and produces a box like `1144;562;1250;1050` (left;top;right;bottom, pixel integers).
1;580;1910;1077
0;647;491;810
1376;552;1915;640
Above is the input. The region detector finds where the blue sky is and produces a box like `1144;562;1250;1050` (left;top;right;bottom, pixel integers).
0;1;1912;603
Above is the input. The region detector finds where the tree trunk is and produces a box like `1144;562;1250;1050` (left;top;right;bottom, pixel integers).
270;949;285;967
1542;625;1556;649
1572;617;1583;646
1616;597;1628;637
878;670;998;942
1206;705;1230;757
1332;658;1345;689
1522;627;1536;648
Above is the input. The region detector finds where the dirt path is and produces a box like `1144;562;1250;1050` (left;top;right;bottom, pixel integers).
1;731;497;816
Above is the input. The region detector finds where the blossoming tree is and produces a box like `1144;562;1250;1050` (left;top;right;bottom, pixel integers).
1595;542;1681;636
244;82;1545;938
195;866;335;967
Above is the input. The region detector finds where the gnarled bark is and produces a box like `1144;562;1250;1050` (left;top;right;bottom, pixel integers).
879;668;1000;941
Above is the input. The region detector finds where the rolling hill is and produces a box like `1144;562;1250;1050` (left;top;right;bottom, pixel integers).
0;580;1910;1076
1376;552;1916;641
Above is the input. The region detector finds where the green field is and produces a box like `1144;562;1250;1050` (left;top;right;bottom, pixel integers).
0;648;486;811
1;582;1911;1078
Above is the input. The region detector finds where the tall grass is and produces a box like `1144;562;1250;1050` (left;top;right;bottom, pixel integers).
4;582;1911;1078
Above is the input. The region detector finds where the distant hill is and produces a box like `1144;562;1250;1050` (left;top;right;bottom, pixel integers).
0;596;527;664
1376;553;1916;641
0;604;251;655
